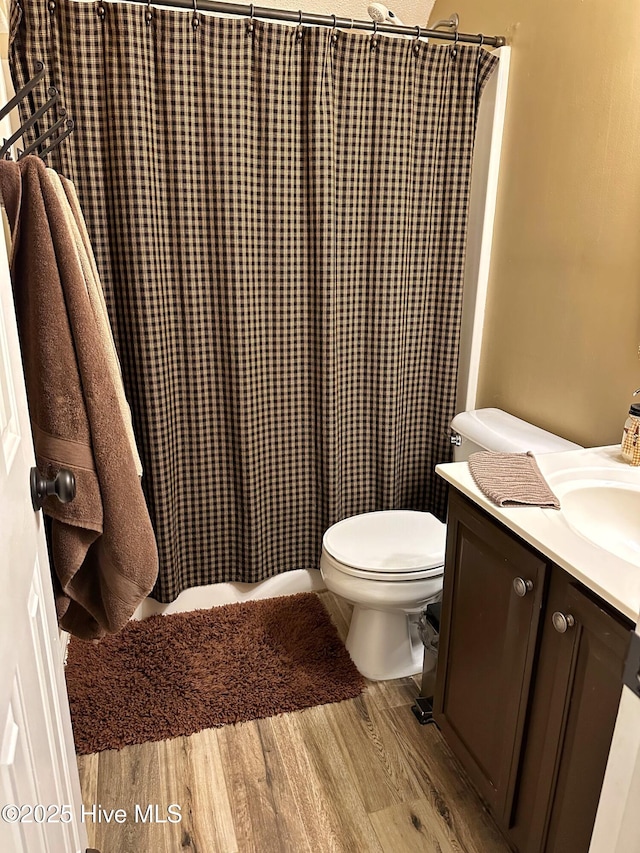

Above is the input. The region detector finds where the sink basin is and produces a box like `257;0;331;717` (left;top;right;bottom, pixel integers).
547;469;640;567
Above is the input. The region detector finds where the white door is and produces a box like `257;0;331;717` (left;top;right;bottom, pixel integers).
0;214;88;851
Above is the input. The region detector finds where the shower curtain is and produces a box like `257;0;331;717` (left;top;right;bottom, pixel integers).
10;0;497;602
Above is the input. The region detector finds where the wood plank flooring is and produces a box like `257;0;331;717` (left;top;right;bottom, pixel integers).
77;592;510;853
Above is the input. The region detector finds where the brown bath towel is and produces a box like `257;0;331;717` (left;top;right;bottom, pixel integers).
468;451;561;509
46;167;143;477
0;157;158;639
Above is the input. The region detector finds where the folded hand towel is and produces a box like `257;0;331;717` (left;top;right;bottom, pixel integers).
468;451;561;509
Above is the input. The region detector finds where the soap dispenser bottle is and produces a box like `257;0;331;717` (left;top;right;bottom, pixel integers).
621;389;640;466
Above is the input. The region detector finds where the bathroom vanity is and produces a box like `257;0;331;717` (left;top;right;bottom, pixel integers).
433;447;640;853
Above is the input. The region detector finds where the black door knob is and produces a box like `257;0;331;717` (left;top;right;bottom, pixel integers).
30;467;76;511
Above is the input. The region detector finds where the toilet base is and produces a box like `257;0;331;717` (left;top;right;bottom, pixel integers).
346;605;424;681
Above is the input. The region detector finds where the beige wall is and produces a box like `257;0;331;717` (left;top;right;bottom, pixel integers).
423;0;640;446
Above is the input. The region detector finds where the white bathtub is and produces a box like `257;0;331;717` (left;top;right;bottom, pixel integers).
133;568;326;619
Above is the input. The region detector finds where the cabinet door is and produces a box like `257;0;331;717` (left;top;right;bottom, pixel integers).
526;577;631;853
434;490;548;823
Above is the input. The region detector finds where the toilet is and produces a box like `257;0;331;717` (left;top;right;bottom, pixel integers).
320;408;582;681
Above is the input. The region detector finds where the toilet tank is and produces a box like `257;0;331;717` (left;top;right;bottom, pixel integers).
451;408;582;462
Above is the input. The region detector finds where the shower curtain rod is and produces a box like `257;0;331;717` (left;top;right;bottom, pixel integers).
125;0;506;47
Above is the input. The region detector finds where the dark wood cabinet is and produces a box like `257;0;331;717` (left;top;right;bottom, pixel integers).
433;489;632;853
434;488;548;822
512;572;631;853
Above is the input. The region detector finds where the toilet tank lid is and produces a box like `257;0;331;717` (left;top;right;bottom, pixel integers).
323;510;446;572
451;408;583;454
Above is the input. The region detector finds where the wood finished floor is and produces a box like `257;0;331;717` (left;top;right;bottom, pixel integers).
77;591;510;853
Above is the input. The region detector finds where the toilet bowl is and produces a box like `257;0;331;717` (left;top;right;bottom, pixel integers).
321;408;583;681
320;510;446;681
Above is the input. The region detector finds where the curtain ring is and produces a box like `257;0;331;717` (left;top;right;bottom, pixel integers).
247;3;254;34
330;13;338;45
349;18;354;30
477;33;485;48
296;9;303;41
96;2;105;20
450;28;459;58
370;19;378;50
145;0;152;25
413;25;421;55
192;0;199;29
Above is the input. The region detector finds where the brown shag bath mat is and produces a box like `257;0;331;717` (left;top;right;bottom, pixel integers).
65;592;365;755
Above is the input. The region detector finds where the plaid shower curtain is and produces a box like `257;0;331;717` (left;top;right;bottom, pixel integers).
10;0;497;602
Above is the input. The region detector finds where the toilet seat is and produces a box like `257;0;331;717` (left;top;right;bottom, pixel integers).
322;510;446;581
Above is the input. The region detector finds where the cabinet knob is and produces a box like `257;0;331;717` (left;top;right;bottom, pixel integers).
552;611;575;633
513;577;534;597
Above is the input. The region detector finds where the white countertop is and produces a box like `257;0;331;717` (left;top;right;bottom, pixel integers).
436;446;640;622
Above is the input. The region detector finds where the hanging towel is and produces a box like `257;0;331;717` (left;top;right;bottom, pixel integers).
467;451;561;509
45;167;143;477
0;156;158;640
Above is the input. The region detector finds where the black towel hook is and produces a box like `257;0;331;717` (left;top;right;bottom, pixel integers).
0;61;75;162
18;111;68;159
0;60;44;124
0;86;59;160
37;119;75;161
